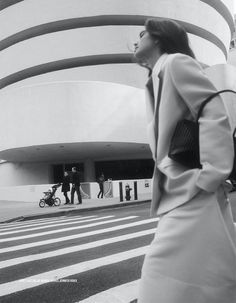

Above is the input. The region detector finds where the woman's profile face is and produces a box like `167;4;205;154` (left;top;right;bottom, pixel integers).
134;30;157;61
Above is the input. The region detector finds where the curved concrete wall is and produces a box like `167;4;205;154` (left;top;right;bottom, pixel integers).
0;0;233;41
0;0;234;90
0;162;51;186
229;48;236;66
0;81;146;155
0;0;234;185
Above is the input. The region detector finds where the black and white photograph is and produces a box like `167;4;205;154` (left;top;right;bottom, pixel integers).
0;1;236;302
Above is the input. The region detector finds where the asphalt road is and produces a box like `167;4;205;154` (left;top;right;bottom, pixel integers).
1;198;235;303
0;204;155;303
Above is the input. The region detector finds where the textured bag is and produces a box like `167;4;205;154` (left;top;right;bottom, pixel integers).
229;128;236;180
168;89;236;179
168;119;201;169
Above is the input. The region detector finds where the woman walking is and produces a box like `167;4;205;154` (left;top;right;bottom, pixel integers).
134;18;236;303
61;171;70;204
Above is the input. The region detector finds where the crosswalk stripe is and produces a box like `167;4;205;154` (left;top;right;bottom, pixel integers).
0;246;148;297
0;215;70;228
0;216;137;243
0;228;155;269
0;215;112;236
1;215;233;230
0;218;158;254
78;279;139;303
0;215;96;232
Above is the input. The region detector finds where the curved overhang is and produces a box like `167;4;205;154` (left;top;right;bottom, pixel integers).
0;15;228;56
0;0;233;35
201;0;235;34
0;53;134;89
0;15;229;90
0;142;151;162
0;0;23;11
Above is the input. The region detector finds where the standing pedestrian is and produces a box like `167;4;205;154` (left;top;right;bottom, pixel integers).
61;171;70;204
97;173;105;198
71;167;82;204
134;18;236;303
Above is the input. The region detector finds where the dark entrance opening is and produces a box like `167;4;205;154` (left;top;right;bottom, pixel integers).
52;162;84;183
95;159;154;180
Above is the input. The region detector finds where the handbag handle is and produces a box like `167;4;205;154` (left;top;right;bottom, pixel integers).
196;89;236;122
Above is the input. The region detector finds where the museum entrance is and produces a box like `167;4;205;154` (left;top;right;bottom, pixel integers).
52;163;84;183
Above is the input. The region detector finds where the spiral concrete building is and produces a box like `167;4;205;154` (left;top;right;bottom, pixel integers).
0;0;234;186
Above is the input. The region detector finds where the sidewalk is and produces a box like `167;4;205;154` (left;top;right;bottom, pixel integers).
0;193;151;223
1;191;235;224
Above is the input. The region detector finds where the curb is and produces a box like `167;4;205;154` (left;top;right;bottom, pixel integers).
0;199;151;223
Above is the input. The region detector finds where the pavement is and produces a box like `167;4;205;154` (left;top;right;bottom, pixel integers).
0;193;152;223
1;191;236;224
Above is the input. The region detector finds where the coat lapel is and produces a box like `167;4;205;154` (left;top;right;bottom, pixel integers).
153;74;163;159
145;72;164;216
145;73;163;160
145;77;155;123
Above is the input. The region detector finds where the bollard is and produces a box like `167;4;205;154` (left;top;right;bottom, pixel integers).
134;181;138;200
119;182;123;202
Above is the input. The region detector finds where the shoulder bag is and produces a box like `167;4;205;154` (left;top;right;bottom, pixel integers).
168;89;236;180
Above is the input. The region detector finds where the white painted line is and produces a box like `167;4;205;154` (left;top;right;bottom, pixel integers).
0;216;110;236
0;215;126;243
0;216;139;243
0;246;148;297
77;280;140;303
0;216;70;228
0;218;158;254
0;215;95;232
0;229;155;269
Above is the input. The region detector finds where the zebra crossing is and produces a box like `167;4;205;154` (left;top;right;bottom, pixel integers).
0;208;158;303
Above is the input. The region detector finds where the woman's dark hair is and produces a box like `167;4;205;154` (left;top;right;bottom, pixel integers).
145;18;195;58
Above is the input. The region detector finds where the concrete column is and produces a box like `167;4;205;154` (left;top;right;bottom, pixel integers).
84;159;96;182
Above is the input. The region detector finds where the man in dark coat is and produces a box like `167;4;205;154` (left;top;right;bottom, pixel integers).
71;167;82;204
97;173;105;198
61;171;70;204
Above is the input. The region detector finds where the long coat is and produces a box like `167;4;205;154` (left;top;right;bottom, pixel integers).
61;175;70;192
139;53;236;303
145;53;234;216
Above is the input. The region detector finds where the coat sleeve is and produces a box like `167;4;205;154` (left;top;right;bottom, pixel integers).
168;54;234;192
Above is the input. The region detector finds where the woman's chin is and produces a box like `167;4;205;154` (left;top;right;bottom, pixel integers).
133;51;143;62
133;50;139;58
133;53;147;66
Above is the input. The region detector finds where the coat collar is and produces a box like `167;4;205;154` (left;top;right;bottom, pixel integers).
145;53;168;90
152;53;168;77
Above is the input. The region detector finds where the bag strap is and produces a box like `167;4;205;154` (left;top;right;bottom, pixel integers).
196;89;236;122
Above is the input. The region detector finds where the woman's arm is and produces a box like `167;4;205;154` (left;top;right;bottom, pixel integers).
169;53;234;192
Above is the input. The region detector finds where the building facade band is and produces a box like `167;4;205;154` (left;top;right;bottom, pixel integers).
0;0;234;186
